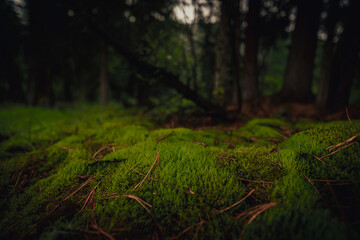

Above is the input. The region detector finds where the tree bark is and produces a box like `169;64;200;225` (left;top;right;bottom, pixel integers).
214;1;231;105
242;0;261;102
214;0;241;109
100;39;109;105
229;0;242;109
327;0;360;111
282;0;322;102
27;0;54;106
316;0;339;109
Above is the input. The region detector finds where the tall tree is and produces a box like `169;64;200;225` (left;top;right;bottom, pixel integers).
316;0;339;108
327;0;360;110
100;39;109;105
242;0;261;102
0;1;25;103
214;0;241;109
26;0;55;106
214;0;231;106
281;0;322;102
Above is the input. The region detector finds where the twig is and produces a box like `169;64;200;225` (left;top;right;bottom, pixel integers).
309;153;329;166
215;189;255;214
326;135;358;152
88;145;108;161
131;168;193;194
156;131;174;143
238;178;274;184
304;175;322;198
194;139;207;147
91;224;115;240
236;202;279;237
120;193;152;211
346;107;352;123
133;152;159;191
309;178;357;185
171;219;206;240
63;175;94;201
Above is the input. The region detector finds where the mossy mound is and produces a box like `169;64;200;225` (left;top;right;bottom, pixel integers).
0;106;359;239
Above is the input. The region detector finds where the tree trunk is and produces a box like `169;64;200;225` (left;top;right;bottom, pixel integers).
100;39;109;105
282;0;322;102
242;0;261;102
214;0;241;110
188;27;198;92
229;0;242;109
316;0;339;109
27;0;54;106
327;0;360;111
214;1;231;106
2;49;25;103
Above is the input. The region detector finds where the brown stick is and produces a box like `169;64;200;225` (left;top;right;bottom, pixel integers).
215;189;255;214
131;168;193;194
156;131;174;143
238;178;274;184
133;152;159;191
346;107;352;123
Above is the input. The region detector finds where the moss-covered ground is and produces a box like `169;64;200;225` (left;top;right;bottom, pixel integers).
0;105;359;239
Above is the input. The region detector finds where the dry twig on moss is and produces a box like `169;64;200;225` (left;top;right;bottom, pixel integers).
133;152;159;191
171;219;206;240
214;189;255;214
235;202;279;237
155;131;174;143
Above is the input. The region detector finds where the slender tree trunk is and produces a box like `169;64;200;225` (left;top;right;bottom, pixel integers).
188;27;198;92
3;49;24;103
327;0;360;111
316;0;339;108
214;0;231;105
229;0;242;109
242;0;261;102
100;39;109;105
27;0;54;106
181;44;191;87
282;0;322;102
214;0;241;110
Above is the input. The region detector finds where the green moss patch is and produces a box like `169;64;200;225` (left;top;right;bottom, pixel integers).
0;106;359;239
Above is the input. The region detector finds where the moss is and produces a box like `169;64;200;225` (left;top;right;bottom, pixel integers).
0;106;359;239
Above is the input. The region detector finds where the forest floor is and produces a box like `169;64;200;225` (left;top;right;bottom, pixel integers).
0;104;359;239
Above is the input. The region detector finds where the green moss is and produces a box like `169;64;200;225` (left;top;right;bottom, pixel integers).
0;106;359;239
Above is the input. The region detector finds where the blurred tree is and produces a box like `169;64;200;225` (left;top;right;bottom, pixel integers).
327;0;360;110
0;0;25;103
243;0;261;102
316;0;340;109
214;0;241;110
282;0;323;102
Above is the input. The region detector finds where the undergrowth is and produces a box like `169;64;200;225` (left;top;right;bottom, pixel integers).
0;105;359;239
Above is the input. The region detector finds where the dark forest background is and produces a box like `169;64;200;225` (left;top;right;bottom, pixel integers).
1;0;360;120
